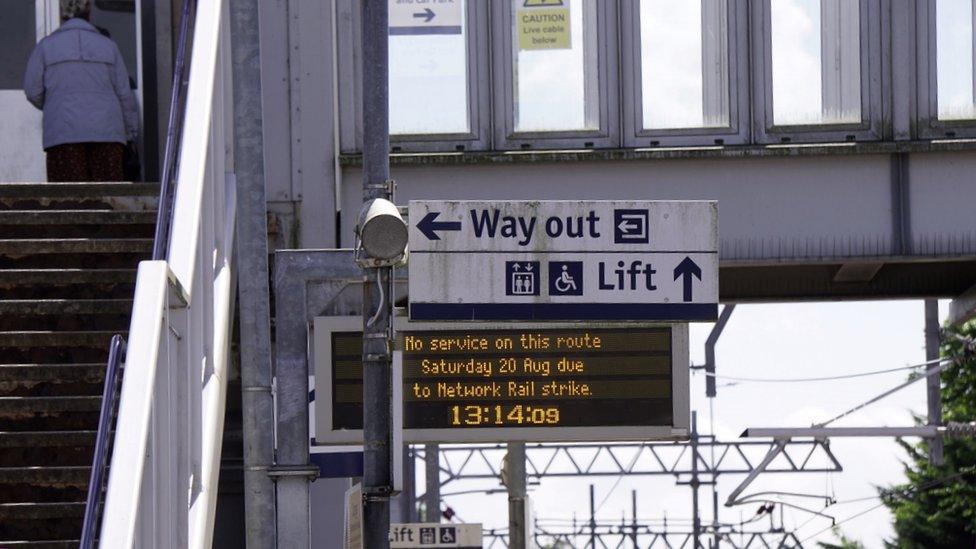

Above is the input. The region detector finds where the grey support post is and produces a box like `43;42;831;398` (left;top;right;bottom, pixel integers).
925;300;944;465
361;1;395;548
424;443;441;522
588;484;596;549
507;442;527;549
399;445;416;522
705;305;735;398
690;412;701;549
229;0;277;546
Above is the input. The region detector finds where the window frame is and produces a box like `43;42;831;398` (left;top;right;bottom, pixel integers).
620;0;750;147
917;0;976;139
751;0;884;144
336;0;491;153
491;0;619;150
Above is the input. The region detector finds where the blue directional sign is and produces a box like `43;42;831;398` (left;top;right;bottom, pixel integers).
407;201;718;322
389;0;463;36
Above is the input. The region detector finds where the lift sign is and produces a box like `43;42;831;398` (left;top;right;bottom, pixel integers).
408;200;719;322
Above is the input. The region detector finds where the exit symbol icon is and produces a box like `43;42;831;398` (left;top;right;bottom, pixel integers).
506;261;540;296
613;209;649;244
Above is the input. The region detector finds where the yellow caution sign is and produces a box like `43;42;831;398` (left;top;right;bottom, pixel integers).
517;0;571;51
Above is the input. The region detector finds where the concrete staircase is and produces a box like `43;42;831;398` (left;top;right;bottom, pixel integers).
0;182;157;548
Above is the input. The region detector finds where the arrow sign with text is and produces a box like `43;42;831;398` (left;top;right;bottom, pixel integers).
389;0;463;36
408;200;718;321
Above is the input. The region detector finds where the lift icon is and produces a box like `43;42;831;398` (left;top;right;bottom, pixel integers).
506;261;539;296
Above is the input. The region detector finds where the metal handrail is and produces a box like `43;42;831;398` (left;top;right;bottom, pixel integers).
79;334;126;549
152;0;198;260
81;0;199;544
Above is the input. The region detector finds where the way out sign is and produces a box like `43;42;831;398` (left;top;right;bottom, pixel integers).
408;200;718;322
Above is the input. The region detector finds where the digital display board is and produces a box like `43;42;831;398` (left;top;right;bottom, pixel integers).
315;318;689;443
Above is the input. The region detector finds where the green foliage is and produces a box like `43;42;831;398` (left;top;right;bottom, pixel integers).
881;321;976;549
817;526;866;549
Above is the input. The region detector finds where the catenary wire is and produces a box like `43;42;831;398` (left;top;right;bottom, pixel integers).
818;356;957;427
799;466;976;542
695;359;935;383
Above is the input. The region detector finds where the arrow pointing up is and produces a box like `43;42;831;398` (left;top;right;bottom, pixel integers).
413;7;435;23
417;211;461;241
673;256;702;302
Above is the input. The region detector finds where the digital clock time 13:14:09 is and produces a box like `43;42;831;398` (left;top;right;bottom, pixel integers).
449;404;560;426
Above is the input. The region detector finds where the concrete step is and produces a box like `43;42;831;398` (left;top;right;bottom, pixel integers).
0;331;120;363
0;299;132;315
0;465;89;484
0;430;96;448
0;299;132;332
0;330;121;347
0;396;102;414
0;539;81;549
0;183;158;212
0;364;103;383
0;466;89;504
0;269;137;299
0;431;98;468
0;182;159;198
0;210;157;224
0;241;150;270
0;238;153;255
0;364;105;398
0;396;101;431
0;210;155;239
0;268;136;285
0;502;84;541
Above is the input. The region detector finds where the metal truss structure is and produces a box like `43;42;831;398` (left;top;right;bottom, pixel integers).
482;524;804;549
413;437;841;490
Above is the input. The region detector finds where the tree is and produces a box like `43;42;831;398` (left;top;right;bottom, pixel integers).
881;320;976;549
817;526;866;549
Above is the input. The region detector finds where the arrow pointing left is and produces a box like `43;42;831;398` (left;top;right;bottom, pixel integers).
417;211;461;241
413;7;435;23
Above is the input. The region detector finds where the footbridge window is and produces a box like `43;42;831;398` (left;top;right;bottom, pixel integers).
492;0;617;149
620;0;749;147
752;0;883;143
918;0;976;138
337;0;490;152
333;0;976;153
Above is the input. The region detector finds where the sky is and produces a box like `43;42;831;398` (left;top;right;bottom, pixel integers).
381;1;974;547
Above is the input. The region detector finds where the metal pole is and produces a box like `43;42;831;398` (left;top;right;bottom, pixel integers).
711;491;719;549
691;411;701;549
925;300;944;465
400;445;416;522
589;484;596;549
229;0;276;545
361;1;393;548
630;490;638;549
508;442;527;549
424;443;441;522
705;305;735;398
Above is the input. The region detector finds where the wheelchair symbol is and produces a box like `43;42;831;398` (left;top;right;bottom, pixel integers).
548;261;583;296
554;265;577;292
